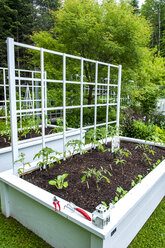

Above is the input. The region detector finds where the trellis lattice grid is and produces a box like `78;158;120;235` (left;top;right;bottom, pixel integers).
7;37;122;174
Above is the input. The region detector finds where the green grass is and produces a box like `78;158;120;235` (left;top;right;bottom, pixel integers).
0;202;52;248
129;197;165;248
0;198;164;248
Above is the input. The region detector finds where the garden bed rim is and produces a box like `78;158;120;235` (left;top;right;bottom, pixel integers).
120;136;165;148
0;159;164;240
0;129;86;154
0;138;164;240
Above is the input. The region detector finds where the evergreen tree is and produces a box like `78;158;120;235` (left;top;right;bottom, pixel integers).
131;0;140;14
0;0;59;67
141;0;165;55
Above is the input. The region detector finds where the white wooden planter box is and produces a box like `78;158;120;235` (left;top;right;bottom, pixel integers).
0;129;85;172
0;138;165;248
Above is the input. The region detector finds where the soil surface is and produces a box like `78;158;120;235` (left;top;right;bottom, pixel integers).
23;141;165;212
0;127;54;148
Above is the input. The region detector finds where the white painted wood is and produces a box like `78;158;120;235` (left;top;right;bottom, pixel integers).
7;37;19;175
0;129;86;172
116;65;122;129
0;158;164;248
41;48;45;148
0;183;10;217
120;136;165;147
63;54;66;160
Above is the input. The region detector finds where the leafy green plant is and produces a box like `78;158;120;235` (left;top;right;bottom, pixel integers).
81;167;111;191
14;153;31;176
108;125;121;137
85;129;98;150
49;173;68;189
0;118;11;141
96;127;108;144
151;156;165;170
135;144;156;166
114;148;132;174
52;118;68;133
131;174;143;188
20;116;41;138
66;139;87;157
33;146;61;170
112;187;128;205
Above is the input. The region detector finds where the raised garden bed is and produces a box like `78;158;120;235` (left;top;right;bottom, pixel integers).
23;140;165;212
0;129;85;172
0;126;53;148
0;137;165;248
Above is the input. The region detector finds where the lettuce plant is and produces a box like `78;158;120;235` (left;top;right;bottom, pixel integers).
49;174;68;189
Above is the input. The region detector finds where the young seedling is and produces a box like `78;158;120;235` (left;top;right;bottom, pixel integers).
152;156;164;170
49;174;68;189
97;127;108;144
101;201;109;209
108;125;120;138
52;118;68;133
66;139;87;157
112;186;128;205
33;147;61;170
113;148;132;175
86;129;98;151
135;143;156;166
21;116;41;138
81;167;111;191
14;153;31;176
1;117;11;142
131;174;143;188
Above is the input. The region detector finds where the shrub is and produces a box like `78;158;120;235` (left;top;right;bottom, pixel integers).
132;120;156;140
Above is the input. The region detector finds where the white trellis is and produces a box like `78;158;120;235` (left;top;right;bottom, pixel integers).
0;67;45;129
7;37;122;175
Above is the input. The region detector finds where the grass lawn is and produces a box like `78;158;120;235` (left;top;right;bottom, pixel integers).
0;198;164;248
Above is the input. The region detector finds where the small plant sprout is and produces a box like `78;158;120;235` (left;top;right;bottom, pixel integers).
81;167;111;191
101;201;109;209
33;147;61;170
86;129;98;151
108;125;120;138
152;157;164;170
101;201;114;210
112;187;128;205
66;139;87;157
113;148;132;175
49;174;68;189
14;153;31;176
96;127;108;144
135;143;156;155
131;174;143;188
135;143;156;166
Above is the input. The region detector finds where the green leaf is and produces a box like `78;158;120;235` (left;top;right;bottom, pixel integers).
49;180;57;186
81;176;86;183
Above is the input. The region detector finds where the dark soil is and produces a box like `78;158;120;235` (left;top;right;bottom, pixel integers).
0;127;54;148
23;141;165;213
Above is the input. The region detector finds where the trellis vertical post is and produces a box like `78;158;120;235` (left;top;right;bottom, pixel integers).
116;65;122;131
80;58;84;154
44;71;48;128
32;71;35;120
63;54;66;160
106;65;110;144
3;68;8;125
18;70;22;129
41;48;45;148
94;62;98;147
7;37;19;175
